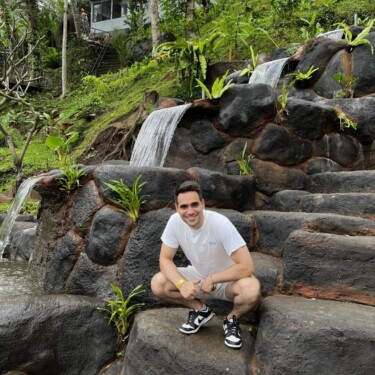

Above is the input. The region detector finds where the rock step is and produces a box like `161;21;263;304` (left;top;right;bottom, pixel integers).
308;170;375;193
255;296;375;375
282;230;375;305
123;308;254;375
249;211;375;257
268;190;375;219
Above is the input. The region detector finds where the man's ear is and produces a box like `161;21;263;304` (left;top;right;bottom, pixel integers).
201;198;205;208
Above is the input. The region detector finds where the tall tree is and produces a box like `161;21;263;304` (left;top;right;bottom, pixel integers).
61;0;68;97
0;1;47;190
150;0;160;53
70;0;81;39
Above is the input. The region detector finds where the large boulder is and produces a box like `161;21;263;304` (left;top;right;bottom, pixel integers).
0;295;116;375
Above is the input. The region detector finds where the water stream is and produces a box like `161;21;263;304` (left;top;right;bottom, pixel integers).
317;29;344;39
130;103;192;167
0;176;41;259
249;57;289;89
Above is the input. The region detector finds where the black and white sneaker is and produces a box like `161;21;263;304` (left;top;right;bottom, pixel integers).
223;316;242;349
179;305;215;334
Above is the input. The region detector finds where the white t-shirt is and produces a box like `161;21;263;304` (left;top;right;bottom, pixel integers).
161;210;246;277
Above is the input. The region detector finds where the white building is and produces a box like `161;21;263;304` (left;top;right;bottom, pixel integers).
90;0;149;33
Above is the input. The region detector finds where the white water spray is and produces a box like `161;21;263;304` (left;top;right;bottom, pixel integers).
130;103;192;167
0;177;41;259
249;57;289;89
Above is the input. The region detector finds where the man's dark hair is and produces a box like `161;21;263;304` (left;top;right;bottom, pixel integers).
175;181;203;202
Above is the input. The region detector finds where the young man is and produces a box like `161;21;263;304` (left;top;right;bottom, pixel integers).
151;181;261;349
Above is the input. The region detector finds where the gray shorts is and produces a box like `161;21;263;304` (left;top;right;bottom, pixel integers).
177;266;230;301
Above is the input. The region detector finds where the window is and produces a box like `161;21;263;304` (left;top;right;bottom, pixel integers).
93;1;111;22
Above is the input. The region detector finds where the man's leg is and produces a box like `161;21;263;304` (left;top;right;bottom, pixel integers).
225;275;261;318
222;276;261;349
151;271;215;334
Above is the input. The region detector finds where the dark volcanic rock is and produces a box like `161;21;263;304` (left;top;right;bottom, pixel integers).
301;157;343;174
282;230;375;304
0;295;116;375
255;296;375;375
123;308;254;375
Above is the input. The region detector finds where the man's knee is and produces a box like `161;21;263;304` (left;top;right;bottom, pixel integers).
233;276;261;302
150;272;166;296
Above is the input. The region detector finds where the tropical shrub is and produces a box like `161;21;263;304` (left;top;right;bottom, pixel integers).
104;175;148;222
98;284;145;338
195;71;234;100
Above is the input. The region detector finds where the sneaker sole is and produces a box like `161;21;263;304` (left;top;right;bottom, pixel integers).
224;340;242;349
179;312;215;335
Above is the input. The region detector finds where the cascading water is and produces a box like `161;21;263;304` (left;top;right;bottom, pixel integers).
249;57;289;89
130;103;192;167
317;29;344;40
0;176;41;259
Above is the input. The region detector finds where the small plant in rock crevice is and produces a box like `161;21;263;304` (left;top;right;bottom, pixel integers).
104;175;148;222
236;144;254;176
335;107;358;131
97;284;145;340
288;64;319;86
332;72;357;98
276;82;289;124
239;46;259;78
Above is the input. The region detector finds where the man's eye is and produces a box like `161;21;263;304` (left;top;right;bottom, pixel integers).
180;205;188;209
191;202;200;208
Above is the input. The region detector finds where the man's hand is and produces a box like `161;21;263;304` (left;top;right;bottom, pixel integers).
179;279;200;299
201;275;215;294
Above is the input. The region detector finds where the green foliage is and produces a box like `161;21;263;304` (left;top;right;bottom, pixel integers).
110;29;131;68
276;82;289;123
98;284;145;338
104;176;148;222
332;72;357;98
271;0;302;14
42;47;61;69
335;108;358;131
58;162;86;192
236;144;254;176
288;65;319;86
208;1;253;62
196;71;234;100
336;19;374;53
45;131;79;168
240;46;259;77
300;12;324;42
157;33;221;96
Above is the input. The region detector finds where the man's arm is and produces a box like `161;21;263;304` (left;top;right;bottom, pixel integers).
201;246;254;293
160;243;200;299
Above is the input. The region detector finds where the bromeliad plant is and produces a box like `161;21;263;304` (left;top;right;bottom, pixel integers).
98;284;145;338
288;65;319;86
195;71;235;100
104;175;148;222
335;107;358;131
335;19;374;54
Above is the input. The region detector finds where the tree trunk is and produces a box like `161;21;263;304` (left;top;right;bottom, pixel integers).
150;0;160;54
61;0;68;98
70;0;82;39
185;0;195;38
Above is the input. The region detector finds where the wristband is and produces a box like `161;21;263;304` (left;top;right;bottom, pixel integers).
176;279;186;290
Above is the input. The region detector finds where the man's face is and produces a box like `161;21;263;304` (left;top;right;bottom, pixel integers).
175;191;205;229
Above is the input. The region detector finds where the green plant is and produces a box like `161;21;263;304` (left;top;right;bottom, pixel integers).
58;162;85;192
98;284;145;338
195;71;235;100
332;72;357;98
240;46;259;77
288;65;319;86
300;12;324;42
276;82;289;123
104;175;148;222
110;29;131;68
45;131;79;168
335;108;358;131
336;19;374;53
236;144;254;176
157;33;221;96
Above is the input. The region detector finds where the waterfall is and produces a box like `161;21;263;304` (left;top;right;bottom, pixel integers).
130;103;192;167
317;29;344;40
249;57;289;89
0;176;41;259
